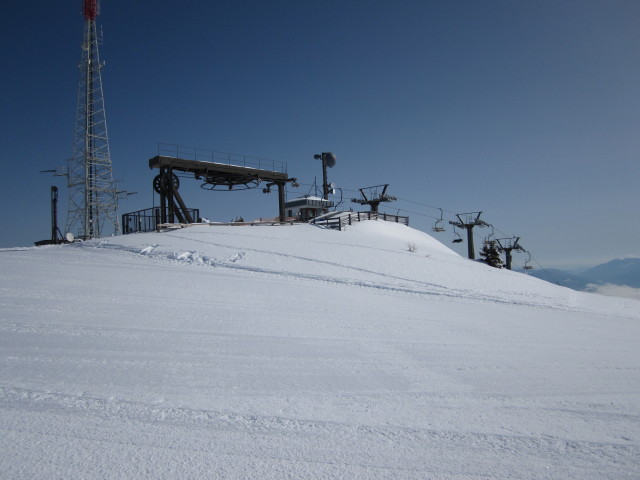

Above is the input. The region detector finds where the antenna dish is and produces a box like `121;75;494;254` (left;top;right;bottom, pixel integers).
324;152;336;168
66;232;75;243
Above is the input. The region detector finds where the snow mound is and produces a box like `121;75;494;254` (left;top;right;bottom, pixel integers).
83;221;635;312
1;220;638;479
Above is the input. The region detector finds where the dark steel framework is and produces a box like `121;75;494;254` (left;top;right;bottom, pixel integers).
449;212;489;260
122;207;200;234
496;237;525;271
147;154;297;226
351;184;397;213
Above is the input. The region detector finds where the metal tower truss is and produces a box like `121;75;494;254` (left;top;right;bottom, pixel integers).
66;0;119;239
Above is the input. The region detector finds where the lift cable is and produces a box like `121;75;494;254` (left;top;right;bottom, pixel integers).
379;206;440;221
289;183;555;274
394;197;459;216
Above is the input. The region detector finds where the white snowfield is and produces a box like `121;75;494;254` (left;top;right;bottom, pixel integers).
1;221;639;479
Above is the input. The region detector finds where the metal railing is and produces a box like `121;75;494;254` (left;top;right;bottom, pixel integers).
122;207;200;234
157;143;287;173
312;211;409;231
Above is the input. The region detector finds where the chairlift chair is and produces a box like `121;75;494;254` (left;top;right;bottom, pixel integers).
452;226;463;243
483;224;495;245
523;251;534;270
432;208;446;232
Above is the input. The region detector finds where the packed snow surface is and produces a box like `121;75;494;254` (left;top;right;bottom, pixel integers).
1;221;639;479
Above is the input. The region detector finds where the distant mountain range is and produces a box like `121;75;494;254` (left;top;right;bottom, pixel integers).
520;257;640;291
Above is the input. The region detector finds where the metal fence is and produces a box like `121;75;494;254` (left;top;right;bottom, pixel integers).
122;207;200;234
312;211;409;231
157;143;287;173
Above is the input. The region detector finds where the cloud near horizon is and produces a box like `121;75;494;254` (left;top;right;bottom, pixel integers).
586;283;640;301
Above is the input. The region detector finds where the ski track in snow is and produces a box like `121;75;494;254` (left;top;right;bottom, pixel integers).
77;235;630;317
1;386;638;480
1;224;639;479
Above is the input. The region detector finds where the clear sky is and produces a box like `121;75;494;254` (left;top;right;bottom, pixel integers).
1;0;638;269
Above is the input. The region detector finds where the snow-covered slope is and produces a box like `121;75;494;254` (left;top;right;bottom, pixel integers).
1;221;638;479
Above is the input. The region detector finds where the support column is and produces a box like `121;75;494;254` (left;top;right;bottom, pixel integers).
466;227;475;260
496;237;523;271
277;182;286;222
159;168;168;224
504;250;513;270
167;168;175;223
51;186;59;244
449;212;489;260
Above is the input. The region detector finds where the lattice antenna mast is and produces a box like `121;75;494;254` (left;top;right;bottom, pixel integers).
66;0;119;239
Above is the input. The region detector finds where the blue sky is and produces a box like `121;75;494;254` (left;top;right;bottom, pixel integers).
1;0;638;268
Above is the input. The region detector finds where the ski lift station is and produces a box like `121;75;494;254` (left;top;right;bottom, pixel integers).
118;145;408;233
285;196;334;222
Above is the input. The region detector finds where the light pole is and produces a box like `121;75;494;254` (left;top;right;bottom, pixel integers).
313;152;336;200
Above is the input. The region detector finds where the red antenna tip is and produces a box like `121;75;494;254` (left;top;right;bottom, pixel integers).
83;0;99;20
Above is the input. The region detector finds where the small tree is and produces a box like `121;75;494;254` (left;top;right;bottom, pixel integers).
479;240;503;268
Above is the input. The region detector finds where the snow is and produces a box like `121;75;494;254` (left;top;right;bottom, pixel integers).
588;283;640;301
1;221;639;479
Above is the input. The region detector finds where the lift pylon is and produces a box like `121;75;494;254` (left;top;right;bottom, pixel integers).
449;212;489;259
351;184;397;213
496;237;525;270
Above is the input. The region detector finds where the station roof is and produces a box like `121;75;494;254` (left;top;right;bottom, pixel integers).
149;155;291;185
285;196;334;208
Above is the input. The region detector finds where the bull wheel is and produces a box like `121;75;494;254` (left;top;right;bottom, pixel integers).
153;173;180;194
